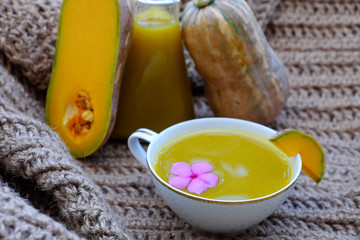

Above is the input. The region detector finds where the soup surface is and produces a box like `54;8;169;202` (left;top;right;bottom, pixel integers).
155;129;291;200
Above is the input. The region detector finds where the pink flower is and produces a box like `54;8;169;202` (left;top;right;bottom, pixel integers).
168;162;218;195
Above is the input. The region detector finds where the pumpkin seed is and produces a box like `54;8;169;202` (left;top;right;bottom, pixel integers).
63;104;78;126
81;110;94;122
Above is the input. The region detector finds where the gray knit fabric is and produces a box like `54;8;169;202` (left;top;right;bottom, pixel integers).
1;0;360;239
0;64;130;239
0;181;83;240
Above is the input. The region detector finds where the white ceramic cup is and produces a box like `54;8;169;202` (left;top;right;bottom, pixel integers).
128;117;302;235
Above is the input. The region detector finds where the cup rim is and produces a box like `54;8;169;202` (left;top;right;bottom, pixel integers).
146;117;302;205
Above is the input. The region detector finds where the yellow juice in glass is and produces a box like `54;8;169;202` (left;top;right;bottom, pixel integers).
112;8;195;139
155;129;291;200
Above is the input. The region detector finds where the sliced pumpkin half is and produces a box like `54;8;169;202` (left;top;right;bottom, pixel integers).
269;129;326;183
45;0;121;158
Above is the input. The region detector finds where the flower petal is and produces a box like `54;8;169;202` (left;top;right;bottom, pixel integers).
187;178;208;195
170;162;192;177
169;176;191;189
191;162;213;174
198;173;218;188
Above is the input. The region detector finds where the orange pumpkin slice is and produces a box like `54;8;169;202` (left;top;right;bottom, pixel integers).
45;0;133;157
269;129;325;183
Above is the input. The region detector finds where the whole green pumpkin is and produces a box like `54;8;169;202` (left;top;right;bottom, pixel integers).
182;0;289;124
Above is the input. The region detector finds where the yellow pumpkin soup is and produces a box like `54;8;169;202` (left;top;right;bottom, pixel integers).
155;129;291;200
112;7;194;139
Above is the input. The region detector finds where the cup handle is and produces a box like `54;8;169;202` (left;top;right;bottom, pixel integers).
128;128;158;169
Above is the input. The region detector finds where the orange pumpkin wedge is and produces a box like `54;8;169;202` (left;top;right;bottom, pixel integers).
269;129;325;183
45;0;133;158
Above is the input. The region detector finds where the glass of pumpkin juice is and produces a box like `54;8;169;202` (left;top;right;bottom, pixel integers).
155;129;291;200
112;0;195;139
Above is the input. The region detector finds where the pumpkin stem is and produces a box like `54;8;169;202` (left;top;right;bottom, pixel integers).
193;0;214;8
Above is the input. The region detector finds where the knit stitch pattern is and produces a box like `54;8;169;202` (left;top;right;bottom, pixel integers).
1;0;360;239
0;64;129;239
0;181;83;240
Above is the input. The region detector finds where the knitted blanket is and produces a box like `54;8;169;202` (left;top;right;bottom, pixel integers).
1;0;359;239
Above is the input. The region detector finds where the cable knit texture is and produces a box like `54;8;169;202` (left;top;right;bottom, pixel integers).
1;0;360;239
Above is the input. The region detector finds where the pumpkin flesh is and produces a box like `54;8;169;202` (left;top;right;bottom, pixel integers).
269;129;326;183
46;0;132;157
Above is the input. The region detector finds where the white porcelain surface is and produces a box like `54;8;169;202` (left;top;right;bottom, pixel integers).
128;117;302;235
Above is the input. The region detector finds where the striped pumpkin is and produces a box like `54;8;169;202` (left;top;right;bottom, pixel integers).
182;0;289;124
